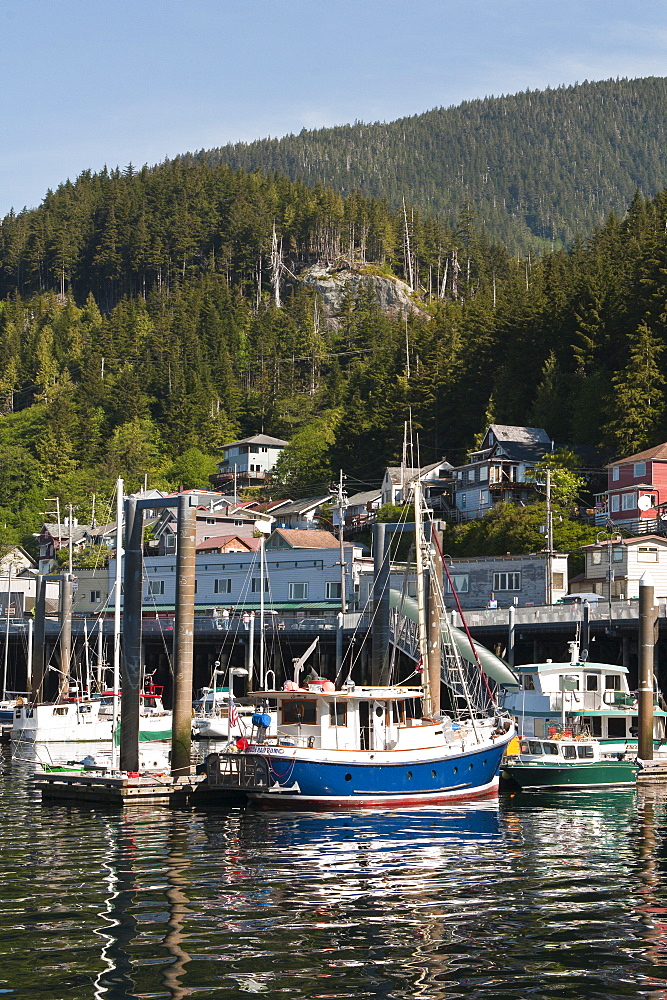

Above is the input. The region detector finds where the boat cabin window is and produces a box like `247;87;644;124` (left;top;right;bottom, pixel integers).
282;699;317;725
559;675;579;690
585;675;599;691
54;707;69;716
577;745;595;759
527;740;546;754
605;675;621;691
522;674;535;691
607;717;627;738
543;742;560;755
329;702;347;727
562;745;577;759
590;717;602;737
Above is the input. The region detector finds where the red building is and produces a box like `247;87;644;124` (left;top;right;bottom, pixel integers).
598;442;667;532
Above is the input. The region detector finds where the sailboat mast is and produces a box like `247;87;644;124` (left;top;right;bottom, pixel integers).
2;564;11;702
112;477;123;769
413;480;431;715
259;534;265;690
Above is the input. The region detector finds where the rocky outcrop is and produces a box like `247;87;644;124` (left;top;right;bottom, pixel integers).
297;263;430;327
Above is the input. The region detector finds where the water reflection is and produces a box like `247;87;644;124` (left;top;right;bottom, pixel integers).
5;749;667;999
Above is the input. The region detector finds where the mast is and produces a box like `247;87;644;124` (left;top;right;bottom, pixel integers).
112;478;123;770
259;534;265;690
2;564;11;702
413;480;431;714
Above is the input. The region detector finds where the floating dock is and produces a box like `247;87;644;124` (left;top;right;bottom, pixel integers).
33;771;250;808
637;760;667;784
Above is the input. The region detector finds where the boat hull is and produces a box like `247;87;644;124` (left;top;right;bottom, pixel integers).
247;736;510;810
501;759;639;790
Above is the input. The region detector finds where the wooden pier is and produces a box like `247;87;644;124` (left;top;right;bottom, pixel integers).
33;771;250;808
637;760;667;784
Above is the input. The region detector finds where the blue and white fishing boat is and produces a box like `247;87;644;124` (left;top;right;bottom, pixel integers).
206;482;515;809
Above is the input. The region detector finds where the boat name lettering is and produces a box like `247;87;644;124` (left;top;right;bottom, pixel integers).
249;745;285;755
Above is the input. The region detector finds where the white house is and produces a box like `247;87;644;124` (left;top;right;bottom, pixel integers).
574;535;667;600
210;433;288;492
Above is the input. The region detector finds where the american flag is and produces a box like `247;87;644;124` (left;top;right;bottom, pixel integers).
228;693;239;729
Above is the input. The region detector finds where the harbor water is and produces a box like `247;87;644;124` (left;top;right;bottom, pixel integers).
2;742;667;999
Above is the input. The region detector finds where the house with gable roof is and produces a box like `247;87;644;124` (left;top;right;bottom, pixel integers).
452;424;553;521
209;433;288;492
596;442;667;534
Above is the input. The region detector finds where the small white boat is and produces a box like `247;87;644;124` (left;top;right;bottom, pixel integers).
13;681;172;743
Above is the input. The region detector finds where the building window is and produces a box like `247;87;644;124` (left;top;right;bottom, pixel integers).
460;494;467;508
165;534;175;548
612;466;620;481
147;581;165;596
622;492;637;510
289;582;308;600
638;547;658;562
214;579;232;594
90;590;101;603
445;574;469;594
479;466;488;481
251;578;269;593
467;469;475;482
634;462;646;478
613;547;624;562
479;490;489;507
326;581;341;600
552;572;564;590
611;495;620;512
592;550;603;565
493;572;521;591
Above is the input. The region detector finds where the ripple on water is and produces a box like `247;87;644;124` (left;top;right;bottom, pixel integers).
2;750;667;998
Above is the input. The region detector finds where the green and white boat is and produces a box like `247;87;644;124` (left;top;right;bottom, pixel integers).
501;736;639;790
499;639;667;757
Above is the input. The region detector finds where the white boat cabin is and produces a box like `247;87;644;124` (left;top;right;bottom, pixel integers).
250;682;488;753
515;737;605;763
501;658;667;743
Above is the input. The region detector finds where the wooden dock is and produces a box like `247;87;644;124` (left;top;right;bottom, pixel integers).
637;760;667;784
34;771;250;808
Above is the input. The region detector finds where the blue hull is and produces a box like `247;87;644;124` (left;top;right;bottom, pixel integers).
252;739;508;809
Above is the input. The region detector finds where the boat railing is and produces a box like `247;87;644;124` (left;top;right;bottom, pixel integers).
205;751;270;790
456;600;647;628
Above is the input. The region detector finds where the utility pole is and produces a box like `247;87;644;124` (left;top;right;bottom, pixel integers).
545;469;553;605
68;503;74;576
337;470;347;614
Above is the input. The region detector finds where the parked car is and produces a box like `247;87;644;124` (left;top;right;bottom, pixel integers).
294;618;335;631
557;593;605;605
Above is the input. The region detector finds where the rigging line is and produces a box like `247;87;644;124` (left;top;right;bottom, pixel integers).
429;520;496;706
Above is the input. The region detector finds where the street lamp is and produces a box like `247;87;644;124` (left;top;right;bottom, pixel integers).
596;530;623;630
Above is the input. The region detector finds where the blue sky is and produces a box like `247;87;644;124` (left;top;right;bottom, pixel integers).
1;0;667;217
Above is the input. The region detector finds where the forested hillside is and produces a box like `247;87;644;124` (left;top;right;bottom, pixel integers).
188;77;667;254
2;140;667;555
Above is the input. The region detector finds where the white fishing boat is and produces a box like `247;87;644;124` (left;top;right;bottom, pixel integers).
12;679;172;743
192;666;276;740
500;637;667;756
204;481;516;809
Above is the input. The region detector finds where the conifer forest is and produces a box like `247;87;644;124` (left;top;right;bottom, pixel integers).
1;77;667;554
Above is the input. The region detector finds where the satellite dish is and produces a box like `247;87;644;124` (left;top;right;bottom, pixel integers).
638;495;652;511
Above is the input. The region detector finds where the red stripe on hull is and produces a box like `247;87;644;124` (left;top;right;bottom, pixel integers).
250;777;500;811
